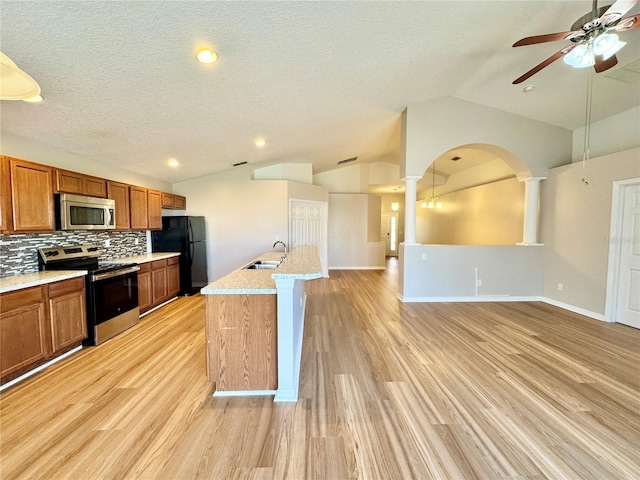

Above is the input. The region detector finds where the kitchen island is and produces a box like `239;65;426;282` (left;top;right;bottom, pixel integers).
201;246;322;401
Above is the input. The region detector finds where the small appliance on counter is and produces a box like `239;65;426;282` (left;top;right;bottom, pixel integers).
38;244;139;345
152;216;208;295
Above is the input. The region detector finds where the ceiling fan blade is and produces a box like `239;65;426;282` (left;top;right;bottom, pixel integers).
600;0;638;26
513;45;576;84
513;31;579;47
594;54;618;72
614;13;640;31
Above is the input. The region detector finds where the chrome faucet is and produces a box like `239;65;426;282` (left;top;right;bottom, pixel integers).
273;240;287;258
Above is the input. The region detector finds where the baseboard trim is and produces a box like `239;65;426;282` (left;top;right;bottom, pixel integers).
213;389;276;397
539;297;606;322
396;294;607;322
398;295;543;303
329;266;385;270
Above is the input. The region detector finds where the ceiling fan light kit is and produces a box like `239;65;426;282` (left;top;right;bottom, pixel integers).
512;0;640;83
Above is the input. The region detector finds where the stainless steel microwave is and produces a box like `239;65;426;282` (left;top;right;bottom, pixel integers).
55;193;116;230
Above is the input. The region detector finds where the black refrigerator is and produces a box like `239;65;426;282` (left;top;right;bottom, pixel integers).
152;216;208;295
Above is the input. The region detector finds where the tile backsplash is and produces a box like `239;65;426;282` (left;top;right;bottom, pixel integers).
0;231;148;277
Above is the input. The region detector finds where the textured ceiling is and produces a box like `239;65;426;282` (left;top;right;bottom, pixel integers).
1;1;639;184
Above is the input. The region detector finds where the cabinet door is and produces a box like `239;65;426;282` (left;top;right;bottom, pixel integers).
0;287;49;380
147;190;162;230
151;262;168;305
54;169;107;198
174;195;186;210
83;176;107;198
9;158;55;232
107;181;131;230
48;278;87;352
129;186;148;230
161;192;175;208
138;264;153;313
167;259;180;298
0;156;12;232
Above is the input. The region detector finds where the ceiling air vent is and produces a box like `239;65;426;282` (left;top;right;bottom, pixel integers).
451;156;461;161
232;161;248;167
338;156;358;165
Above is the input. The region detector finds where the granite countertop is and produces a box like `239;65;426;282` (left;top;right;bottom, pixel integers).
102;252;180;264
0;270;88;294
201;245;322;295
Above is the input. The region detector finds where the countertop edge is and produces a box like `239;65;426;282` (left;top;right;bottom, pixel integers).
102;252;181;264
0;270;88;294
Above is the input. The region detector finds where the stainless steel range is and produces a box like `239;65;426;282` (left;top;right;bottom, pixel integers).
38;244;140;346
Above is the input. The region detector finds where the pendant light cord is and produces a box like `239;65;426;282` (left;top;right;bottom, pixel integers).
581;72;593;186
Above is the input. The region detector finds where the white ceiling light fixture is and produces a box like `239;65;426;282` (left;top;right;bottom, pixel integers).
167;158;180;167
255;138;266;147
512;0;640;84
421;160;442;209
391;188;399;211
22;94;44;103
0;52;41;101
195;48;218;64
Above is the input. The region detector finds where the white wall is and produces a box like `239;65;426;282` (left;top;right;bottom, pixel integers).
172;167;329;284
572;106;640;163
313;163;369;193
253;163;314;184
328;194;385;269
172;166;289;283
1;132;171;192
416;177;524;245
401;97;572;179
399;244;543;300
541;147;640;317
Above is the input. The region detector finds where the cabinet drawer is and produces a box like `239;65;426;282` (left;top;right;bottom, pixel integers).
167;256;179;266
138;262;151;274
151;259;168;270
48;277;85;298
0;286;45;313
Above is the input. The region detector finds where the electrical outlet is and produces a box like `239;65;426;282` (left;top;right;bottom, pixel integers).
135;238;139;245
421;253;427;260
104;239;111;248
557;283;563;291
476;279;482;287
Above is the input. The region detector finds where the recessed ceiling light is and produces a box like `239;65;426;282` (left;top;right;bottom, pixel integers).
255;138;266;147
523;84;535;93
195;48;218;64
167;158;180;167
22;94;44;103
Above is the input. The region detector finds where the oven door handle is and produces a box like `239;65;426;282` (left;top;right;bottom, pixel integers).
91;266;140;282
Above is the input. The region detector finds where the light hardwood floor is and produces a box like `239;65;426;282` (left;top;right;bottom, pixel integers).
1;259;639;479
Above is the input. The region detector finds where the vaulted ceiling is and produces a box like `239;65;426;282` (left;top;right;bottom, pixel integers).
1;1;639;184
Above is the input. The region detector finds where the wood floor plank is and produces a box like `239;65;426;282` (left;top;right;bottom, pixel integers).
1;261;640;479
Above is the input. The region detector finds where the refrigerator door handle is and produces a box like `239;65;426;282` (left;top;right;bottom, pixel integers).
189;243;194;265
188;221;194;244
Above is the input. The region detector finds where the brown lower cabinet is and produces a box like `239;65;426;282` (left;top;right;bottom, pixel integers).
138;256;180;314
206;294;277;391
0;277;86;384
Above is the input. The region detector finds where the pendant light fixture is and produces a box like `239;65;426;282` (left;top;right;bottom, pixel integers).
421;160;442;209
391;188;399;211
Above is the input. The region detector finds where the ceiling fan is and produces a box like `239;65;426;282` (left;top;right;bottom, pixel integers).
512;0;640;84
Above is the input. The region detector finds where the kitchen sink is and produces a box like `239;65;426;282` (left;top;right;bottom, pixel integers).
244;260;280;270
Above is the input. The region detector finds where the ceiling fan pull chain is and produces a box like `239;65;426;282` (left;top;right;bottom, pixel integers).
581;72;594;186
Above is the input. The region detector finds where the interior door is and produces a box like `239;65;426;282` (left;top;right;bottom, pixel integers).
615;183;640;328
290;200;328;276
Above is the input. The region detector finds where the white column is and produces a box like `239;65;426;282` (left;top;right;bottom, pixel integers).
518;177;545;246
403;176;421;245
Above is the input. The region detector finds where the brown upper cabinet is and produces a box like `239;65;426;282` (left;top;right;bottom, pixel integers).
0;157;13;232
53;169;107;198
147;189;162;230
106;180;131;230
129;186;148;230
161;192;187;210
7;157;55;232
